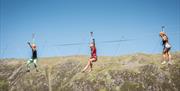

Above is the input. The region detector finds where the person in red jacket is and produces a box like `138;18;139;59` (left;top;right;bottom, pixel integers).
82;32;97;72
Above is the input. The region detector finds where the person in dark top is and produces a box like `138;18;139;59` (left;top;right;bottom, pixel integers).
159;31;172;64
27;42;38;72
82;32;97;72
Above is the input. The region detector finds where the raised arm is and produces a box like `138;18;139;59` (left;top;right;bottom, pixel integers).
27;42;32;49
90;32;93;37
90;32;94;43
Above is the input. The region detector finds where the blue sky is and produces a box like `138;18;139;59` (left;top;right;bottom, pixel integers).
0;0;180;58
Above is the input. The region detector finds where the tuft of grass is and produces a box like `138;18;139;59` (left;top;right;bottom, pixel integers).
0;79;9;91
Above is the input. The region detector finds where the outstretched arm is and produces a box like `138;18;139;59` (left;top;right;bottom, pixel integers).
27;42;32;49
90;32;94;43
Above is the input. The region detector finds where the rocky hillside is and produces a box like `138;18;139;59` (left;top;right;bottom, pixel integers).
0;52;180;91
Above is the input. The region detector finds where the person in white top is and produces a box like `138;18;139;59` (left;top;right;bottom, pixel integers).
159;31;172;64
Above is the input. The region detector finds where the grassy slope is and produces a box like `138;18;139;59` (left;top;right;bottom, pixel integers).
0;52;180;91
